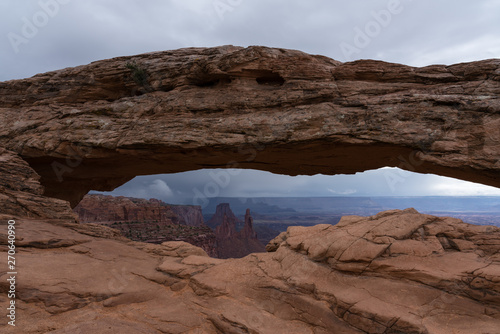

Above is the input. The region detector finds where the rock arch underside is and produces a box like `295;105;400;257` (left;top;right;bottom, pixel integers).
1;46;500;333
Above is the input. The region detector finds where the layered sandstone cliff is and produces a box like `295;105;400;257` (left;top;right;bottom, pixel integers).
75;194;204;226
73;194;217;257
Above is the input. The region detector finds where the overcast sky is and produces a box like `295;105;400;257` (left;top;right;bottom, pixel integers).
2;0;500;201
93;168;500;206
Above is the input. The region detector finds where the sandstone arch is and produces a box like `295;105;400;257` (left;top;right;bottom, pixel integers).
0;46;499;207
1;46;500;333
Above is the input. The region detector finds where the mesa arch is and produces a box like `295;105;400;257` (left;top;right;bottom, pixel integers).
1;46;500;334
0;45;499;207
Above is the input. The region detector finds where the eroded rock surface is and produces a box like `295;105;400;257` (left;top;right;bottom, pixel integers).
2;207;499;333
0;148;76;220
1;47;500;333
0;149;500;333
210;203;266;258
74;194;217;256
0;46;499;206
75;194;205;226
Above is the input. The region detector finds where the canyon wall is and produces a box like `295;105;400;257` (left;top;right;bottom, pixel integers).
73;196;264;258
75;194;204;226
74;194;217;256
170;205;205;227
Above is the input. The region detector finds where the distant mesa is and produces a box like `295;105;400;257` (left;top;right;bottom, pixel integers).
206;202;241;229
210;203;266;258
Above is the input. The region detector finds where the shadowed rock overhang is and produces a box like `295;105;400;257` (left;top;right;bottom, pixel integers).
0;45;499;206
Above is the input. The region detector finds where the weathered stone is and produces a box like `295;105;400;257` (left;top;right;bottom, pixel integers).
0;148;76;220
74;194;204;226
1;47;500;333
0;46;498;206
73;194;217;256
206;202;241;229
211;203;266;258
2;208;499;333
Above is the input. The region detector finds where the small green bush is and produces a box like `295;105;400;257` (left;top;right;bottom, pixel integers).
126;61;148;87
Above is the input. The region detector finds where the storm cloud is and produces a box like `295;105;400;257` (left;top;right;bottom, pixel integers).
94;169;500;205
2;0;499;80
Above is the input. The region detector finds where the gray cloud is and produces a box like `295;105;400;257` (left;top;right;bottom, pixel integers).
2;0;499;80
93;169;500;204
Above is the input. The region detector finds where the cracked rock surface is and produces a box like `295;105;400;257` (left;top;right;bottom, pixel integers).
2;209;499;333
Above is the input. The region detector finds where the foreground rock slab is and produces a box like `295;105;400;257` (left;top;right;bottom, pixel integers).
1;207;499;333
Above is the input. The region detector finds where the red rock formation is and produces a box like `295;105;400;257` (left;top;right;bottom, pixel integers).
75;195;178;223
1;47;500;333
0;148;76;220
4;200;500;332
241;208;258;239
73;194;217;256
211;203;266;258
75;194;204;226
214;213;237;239
170;205;205;227
0;47;498;206
1;140;500;333
206;202;241;229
